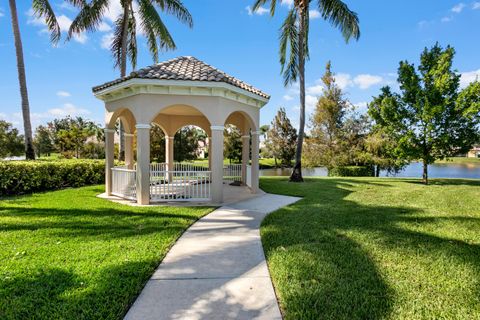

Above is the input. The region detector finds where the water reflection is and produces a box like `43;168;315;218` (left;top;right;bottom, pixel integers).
260;162;480;179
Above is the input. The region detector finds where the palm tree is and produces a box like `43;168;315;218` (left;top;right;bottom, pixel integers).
252;0;360;181
8;0;60;160
67;0;192;161
68;0;193;77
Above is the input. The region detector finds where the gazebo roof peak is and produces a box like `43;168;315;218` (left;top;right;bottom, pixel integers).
92;56;270;99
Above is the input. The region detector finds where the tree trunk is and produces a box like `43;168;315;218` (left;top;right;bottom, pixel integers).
118;3;130;162
422;160;428;185
9;0;35;160
289;8;307;182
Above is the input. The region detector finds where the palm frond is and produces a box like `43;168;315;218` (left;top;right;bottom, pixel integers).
252;0;277;16
32;0;61;44
66;0;88;7
127;4;137;70
317;0;360;42
68;0;110;40
279;9;299;86
139;0;176;53
152;0;193;27
111;15;125;69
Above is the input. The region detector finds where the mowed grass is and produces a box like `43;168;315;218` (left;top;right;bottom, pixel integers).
0;186;213;320
260;177;480;319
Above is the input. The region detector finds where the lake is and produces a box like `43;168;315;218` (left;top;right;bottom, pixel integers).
260;162;480;179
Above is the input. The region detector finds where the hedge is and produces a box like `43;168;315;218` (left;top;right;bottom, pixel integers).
0;160;106;196
328;165;374;177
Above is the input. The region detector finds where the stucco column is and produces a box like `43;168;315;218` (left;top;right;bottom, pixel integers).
165;136;174;181
124;133;134;169
207;136;212;170
136;124;151;205
210;126;224;203
241;135;250;185
251;131;260;193
104;128;115;196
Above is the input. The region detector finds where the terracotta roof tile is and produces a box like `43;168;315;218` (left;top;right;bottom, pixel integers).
93;56;269;99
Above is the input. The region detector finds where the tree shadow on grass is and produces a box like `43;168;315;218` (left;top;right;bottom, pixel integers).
260;177;480;319
0;204;209;240
0;260;159;320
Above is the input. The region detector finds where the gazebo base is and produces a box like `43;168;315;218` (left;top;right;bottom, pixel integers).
98;182;261;207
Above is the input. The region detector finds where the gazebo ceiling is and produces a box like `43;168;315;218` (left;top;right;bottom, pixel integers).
92;56;270;101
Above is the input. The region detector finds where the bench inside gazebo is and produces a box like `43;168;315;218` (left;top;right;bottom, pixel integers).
93;56;269;205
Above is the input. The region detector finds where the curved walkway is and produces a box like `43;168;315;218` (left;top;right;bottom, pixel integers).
124;193;301;320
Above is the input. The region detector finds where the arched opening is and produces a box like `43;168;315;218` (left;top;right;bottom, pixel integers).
223;111;259;189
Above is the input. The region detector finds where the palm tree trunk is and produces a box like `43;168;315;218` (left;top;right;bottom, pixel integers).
118;2;130;162
9;0;35;160
290;9;306;182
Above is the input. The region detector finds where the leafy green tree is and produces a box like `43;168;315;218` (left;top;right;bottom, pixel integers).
174;126;200;162
362;128;407;177
369;44;480;184
264;107;297;166
34;125;54;157
304;62;350;168
150;125;166;163
46;117;101;158
0;120;24;158
252;0;360;181
224;125;242;164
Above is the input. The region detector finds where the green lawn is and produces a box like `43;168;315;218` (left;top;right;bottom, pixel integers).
435;157;480;164
0;186;212;320
260;177;480;319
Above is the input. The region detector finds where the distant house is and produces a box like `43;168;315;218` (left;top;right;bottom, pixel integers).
467;145;480;158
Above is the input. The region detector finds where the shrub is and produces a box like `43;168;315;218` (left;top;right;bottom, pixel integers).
328;165;374;177
0;160;106;196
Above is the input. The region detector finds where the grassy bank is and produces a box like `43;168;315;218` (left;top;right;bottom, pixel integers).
435;157;480;164
0;186;212;319
260;177;480;319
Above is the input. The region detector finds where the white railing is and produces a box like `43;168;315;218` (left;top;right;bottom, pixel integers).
223;164;242;182
150;162;167;172
111;167;136;200
174;162;209;172
150;170;211;202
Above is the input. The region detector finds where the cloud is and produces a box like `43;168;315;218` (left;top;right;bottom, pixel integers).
473;2;480;9
292;94;318;114
98;21;112;32
451;3;466;13
246;5;269;16
353;74;384;89
441;16;452;23
281;0;294;7
101;33;114;49
306;84;323;95
47;103;91;117
309;10;320;19
56;91;71;97
305;95;318;112
352;101;368;113
334;73;353;90
460;69;480;88
283;94;294;101
104;1;123;22
0;8;4;18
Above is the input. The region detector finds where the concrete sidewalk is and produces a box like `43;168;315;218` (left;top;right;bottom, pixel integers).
124;193;301;320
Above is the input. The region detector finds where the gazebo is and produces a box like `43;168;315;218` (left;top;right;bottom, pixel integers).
93;56;269;205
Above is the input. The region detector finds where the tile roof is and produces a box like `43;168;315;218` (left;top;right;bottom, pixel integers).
92;56;270;99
